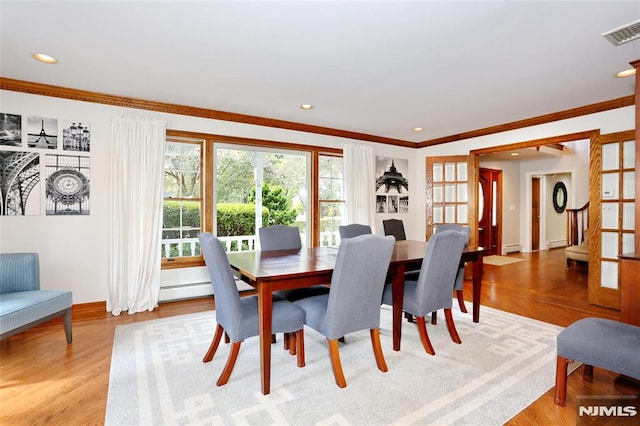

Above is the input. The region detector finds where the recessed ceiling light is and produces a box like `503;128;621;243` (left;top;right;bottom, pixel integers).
33;53;57;64
510;152;519;156
412;127;424;132
616;68;636;78
300;104;314;110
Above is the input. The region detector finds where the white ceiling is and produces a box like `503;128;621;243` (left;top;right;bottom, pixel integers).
1;1;638;144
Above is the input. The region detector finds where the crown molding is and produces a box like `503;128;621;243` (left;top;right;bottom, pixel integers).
1;77;633;150
417;95;634;148
0;77;414;148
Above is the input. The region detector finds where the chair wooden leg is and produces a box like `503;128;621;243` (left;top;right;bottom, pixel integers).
554;355;572;406
404;312;415;323
456;290;467;313
444;308;461;344
289;332;297;355
431;311;437;325
327;339;347;388
416;317;435;355
224;332;230;344
283;332;290;350
296;329;305;368
583;364;594;382
216;341;242;386
370;328;388;373
203;324;224;363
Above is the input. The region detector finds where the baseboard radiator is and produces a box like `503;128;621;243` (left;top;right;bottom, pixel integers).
159;279;254;302
502;244;521;254
547;240;568;249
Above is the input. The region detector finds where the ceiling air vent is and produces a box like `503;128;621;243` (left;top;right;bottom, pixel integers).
602;19;640;46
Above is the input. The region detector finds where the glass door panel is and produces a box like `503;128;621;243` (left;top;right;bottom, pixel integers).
426;155;470;239
590;130;635;309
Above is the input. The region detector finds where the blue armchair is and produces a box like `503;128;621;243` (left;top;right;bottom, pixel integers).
0;253;73;343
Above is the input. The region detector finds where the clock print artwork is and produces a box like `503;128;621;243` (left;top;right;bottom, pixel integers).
45;154;90;215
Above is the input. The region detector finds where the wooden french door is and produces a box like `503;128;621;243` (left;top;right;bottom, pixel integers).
478;168;502;256
589;130;636;309
426;156;473;240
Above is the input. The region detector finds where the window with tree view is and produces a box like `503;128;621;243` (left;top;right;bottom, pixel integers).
162;139;202;260
319;154;344;247
215;146;309;251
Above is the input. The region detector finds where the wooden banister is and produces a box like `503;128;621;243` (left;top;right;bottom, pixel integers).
566;202;589;246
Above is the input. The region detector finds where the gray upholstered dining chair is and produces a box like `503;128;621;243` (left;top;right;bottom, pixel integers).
258;225;302;251
263;225;330;303
293;234;395;388
198;232;306;386
382;218;406;241
259;224;329;350
338;223;372;240
382;230;467;355
434;223;471;315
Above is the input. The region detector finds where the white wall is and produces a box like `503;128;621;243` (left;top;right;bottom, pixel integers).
0;90;418;304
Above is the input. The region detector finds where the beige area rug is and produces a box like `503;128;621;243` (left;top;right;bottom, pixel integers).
483;255;526;266
105;304;574;425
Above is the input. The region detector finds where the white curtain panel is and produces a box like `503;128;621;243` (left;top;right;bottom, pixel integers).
343;144;375;230
108;115;167;315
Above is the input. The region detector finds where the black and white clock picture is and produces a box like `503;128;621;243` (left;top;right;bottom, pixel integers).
45;154;90;215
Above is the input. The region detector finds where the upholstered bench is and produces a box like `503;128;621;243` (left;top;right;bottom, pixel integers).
0;253;73;343
554;317;640;406
565;237;588;270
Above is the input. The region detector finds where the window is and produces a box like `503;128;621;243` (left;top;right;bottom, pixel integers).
215;145;310;251
160;131;342;268
161;138;203;267
318;154;344;247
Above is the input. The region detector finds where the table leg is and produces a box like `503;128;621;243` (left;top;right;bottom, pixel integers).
392;264;406;351
258;283;273;395
472;253;483;323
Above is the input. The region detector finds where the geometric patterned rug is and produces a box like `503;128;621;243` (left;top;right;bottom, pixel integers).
106;304;569;425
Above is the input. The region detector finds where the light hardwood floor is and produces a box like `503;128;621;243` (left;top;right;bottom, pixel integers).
0;248;627;425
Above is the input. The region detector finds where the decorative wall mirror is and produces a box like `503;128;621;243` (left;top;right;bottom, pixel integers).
553;181;567;213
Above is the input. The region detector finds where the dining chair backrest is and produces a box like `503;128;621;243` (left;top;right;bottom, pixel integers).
382;219;406;241
414;230;468;317
434;223;470;242
259;225;302;251
434;224;470;290
198;232;244;338
338;223;372;240
324;234;395;339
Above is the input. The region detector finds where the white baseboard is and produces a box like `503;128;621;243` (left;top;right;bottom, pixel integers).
502;244;521;254
547;240;567;249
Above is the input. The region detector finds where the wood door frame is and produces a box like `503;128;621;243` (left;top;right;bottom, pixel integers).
478;167;502;255
531;176;540;251
469;130;598;255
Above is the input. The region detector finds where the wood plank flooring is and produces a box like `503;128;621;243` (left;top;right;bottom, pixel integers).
0;248;625;425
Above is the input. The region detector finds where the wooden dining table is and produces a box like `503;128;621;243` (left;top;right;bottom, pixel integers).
226;240;485;395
